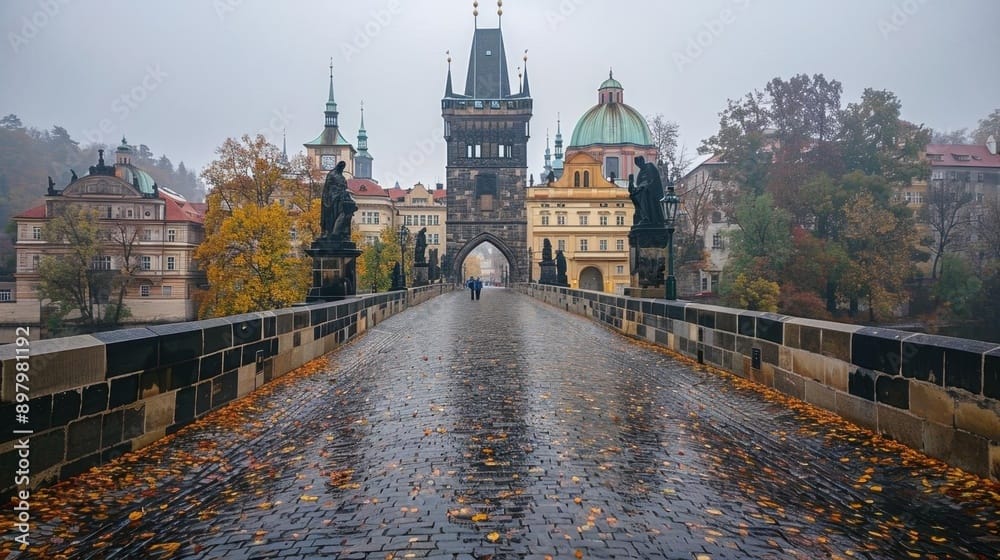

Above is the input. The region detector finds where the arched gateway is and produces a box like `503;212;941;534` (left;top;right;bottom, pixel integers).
442;16;532;283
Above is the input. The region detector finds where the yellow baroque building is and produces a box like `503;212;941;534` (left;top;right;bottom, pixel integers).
526;151;634;293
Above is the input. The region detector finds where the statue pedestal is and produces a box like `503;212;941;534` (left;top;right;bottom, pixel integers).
538;261;558;285
413;263;429;287
628;225;669;289
305;238;362;302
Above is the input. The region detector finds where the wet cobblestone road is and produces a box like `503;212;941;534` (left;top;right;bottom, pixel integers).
6;289;1000;559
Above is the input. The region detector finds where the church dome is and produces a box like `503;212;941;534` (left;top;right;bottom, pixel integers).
569;71;652;148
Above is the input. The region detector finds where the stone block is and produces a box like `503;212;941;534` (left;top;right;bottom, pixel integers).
826;360;849;392
986;350;1000;400
738;313;755;337
80;383;108;415
228;313;263;345
199;351;223;381
954;398;1000;441
212;370;238;408
876;404;923;450
901;334;945;385
27;394;52;432
0;334;105;401
791;349;825;383
836;393;876;430
949;430;990;478
200;318;232;355
852;327;909;376
101;410;123;448
751;363;775;388
757;314;785;345
108;374;139;409
93;328;158;378
30;428;65;474
150;323;203;367
875;375;909;410
849;368;876;401
144;392;175;433
50;390;81;427
800;325;822;354
132;427;165;451
66;415;102;460
174;387;196;424
237;364;256;398
123;404;144;440
774;368;804;400
804;380;837;412
822;326;854;362
196;381;212;416
908;382;954;426
922;421;955;463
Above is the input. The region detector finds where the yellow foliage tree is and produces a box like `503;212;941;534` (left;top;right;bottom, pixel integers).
730;273;780;312
356;225;404;292
196;203;310;317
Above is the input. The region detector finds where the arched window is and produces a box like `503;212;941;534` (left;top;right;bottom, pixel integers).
574;171;580;187
583;171;590;188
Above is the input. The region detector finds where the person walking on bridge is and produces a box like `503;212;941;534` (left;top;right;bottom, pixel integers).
474;277;483;300
466;276;476;300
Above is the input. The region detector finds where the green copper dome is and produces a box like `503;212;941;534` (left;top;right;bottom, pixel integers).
569;102;652;147
569;72;652;148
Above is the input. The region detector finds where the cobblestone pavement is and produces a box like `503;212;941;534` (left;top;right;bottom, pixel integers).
6;289;1000;559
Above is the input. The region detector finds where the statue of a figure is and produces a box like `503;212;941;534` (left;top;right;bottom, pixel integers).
70;169;78;182
320;161;357;239
391;261;403;289
414;227;427;264
628;156;666;225
47;176;56;195
542;238;553;262
555;250;567;283
547;170;556;184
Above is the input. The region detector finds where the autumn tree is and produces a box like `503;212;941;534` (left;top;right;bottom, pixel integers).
728;193;792;281
356;226;403;293
647;114;682;182
196;203;309;317
197;134;314;317
921;177;976;279
727;273;780;312
699;90;772;196
931;129;971;144
37;205;135;329
840;192;917;321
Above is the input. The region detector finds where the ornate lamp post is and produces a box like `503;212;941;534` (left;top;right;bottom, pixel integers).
398;224;409;288
527;247;533;283
659;183;681;300
371;239;382;292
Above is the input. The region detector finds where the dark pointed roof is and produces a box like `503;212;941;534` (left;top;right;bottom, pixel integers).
463;28;510;100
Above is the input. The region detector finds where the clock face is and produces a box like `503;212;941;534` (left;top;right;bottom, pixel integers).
321;155;336;170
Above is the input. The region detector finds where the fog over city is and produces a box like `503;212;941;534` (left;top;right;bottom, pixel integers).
2;0;998;190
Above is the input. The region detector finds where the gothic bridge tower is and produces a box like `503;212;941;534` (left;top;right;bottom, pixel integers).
442;2;531;282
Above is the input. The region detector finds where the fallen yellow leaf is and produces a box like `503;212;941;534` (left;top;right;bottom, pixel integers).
300;495;319;502
486;531;500;542
471;513;489;522
128;510;143;522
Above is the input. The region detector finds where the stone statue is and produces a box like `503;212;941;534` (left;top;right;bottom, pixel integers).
391;261;403;289
70;169;78;182
542;238;553;262
321;161;357;239
628;156;666;225
47;176;56;195
547;170;555;184
414;227;427;264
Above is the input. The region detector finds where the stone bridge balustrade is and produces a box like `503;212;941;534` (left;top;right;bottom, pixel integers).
0;284;455;498
518;283;1000;480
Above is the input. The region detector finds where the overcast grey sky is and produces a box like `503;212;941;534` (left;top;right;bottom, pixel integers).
2;0;998;192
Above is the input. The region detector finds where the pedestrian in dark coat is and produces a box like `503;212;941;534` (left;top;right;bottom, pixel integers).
474;277;483;300
466;276;476;300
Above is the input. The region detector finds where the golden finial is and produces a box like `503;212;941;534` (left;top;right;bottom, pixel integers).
523;49;528;63
497;0;502;16
446;49;451;64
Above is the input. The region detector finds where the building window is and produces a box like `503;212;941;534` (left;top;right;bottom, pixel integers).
162;285;172;297
583;171;590;188
140;256;151;271
141;229;152;241
106;206;112;218
32;255;40;270
167;229;176;242
467;145;473;158
599;239;608;251
977;172;984;183
475;144;482;158
430;233;439;245
92;255;112;270
541;216;549;226
432;215;440;225
557;215;566;225
616;215;625;226
0;289;11;302
127;208;134;218
30;226;41;240
599;215;608;226
616;239;624;251
476;173;497;212
605;156;619;181
574;171;580;187
290;226;298;240
616;265;624;274
166;256;176;271
557;239;566;251
580;239;588;251
702;276;709;291
712;233;725;249
579;215;588;225
140;284;151;297
419;215;427;226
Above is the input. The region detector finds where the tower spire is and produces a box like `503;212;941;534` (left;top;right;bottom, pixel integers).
444;50;454;97
324;59;339;128
521;49;530;97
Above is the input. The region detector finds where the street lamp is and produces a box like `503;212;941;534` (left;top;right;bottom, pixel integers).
660;183;681;300
398;224;409;288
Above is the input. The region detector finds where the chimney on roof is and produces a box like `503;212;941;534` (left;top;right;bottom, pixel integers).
988;135;997;156
436;182;443;190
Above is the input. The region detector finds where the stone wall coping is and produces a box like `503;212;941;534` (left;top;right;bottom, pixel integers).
0;333;103;360
784;317;864;334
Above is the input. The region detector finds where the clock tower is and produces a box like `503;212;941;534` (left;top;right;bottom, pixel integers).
305;60;356;178
443;2;532;282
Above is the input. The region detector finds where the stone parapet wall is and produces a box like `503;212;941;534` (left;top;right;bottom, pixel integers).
0;284;454;497
517;284;1000;480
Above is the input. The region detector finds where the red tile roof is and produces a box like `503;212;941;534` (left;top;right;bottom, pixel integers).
926;144;1000;168
347;178;389;198
161;192;205;223
14;202;46;219
433;189;447;201
384;187;408;201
